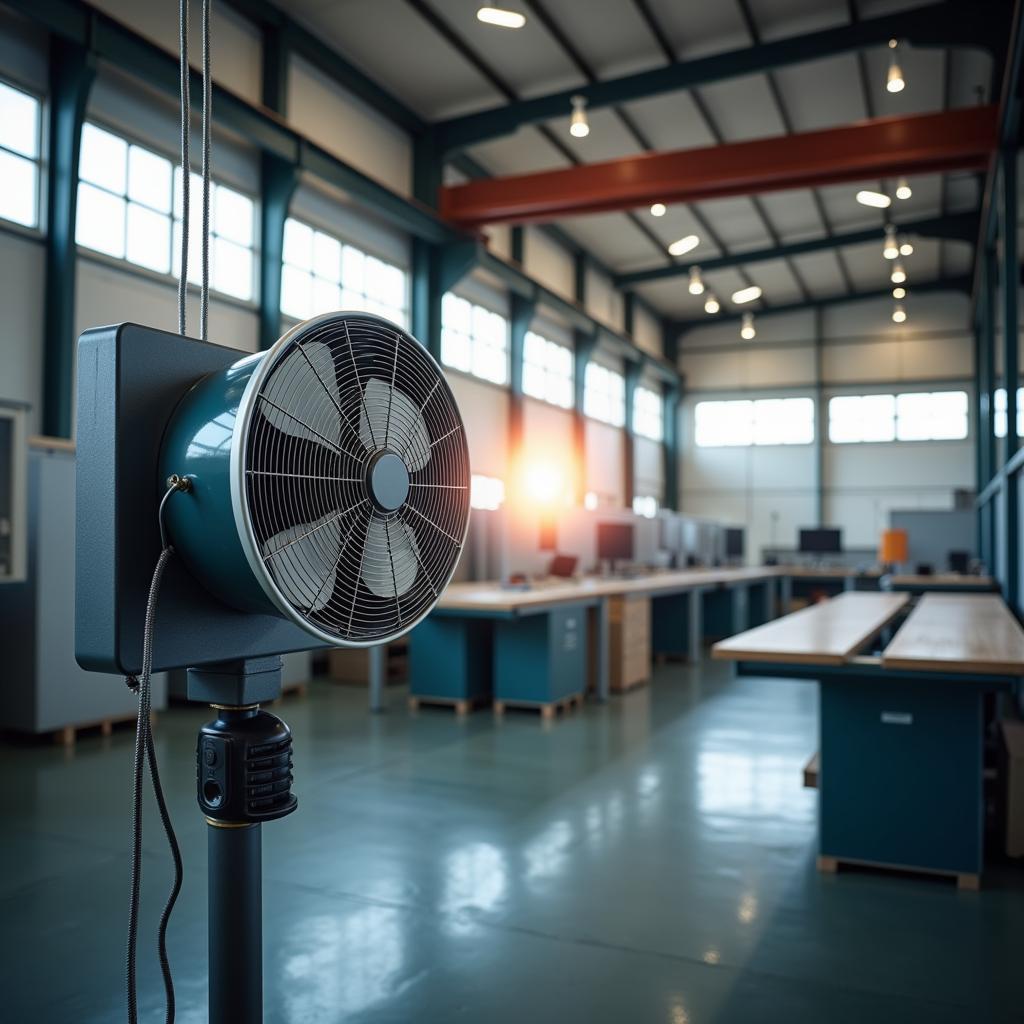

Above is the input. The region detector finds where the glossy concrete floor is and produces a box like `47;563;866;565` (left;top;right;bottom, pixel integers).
2;661;1023;1023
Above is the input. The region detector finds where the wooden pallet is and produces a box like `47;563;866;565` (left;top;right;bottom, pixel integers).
407;694;483;717
52;710;153;749
816;855;979;891
493;692;584;721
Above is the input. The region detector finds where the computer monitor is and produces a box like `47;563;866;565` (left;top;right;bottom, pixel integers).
725;528;744;559
597;522;634;564
948;550;970;574
798;528;842;555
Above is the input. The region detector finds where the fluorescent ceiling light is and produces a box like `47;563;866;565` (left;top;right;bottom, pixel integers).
477;7;526;28
731;285;762;304
856;189;891;209
668;234;699;256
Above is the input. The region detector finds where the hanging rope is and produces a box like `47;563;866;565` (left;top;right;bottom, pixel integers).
176;0;190;336
200;0;212;341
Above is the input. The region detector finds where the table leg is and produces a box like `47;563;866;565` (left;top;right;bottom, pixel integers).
732;584;749;633
596;598;610;702
368;645;386;713
763;578;776;621
686;589;703;664
780;575;792;613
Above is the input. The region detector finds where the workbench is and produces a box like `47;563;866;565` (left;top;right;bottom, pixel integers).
714;592;1024;887
402;567;781;714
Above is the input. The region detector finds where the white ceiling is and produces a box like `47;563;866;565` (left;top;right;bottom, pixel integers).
286;0;1000;319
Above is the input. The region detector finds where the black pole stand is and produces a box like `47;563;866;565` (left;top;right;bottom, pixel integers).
188;657;298;1024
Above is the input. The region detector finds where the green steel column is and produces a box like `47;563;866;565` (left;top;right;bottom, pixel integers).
42;37;94;439
813;308;825;526
1000;150;1019;607
984;244;998;486
411;239;442;360
623;361;642;508
259;155;298;350
509;293;534;455
573;331;596;501
662;381;680;510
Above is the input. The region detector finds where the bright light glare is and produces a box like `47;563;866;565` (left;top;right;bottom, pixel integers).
522;461;565;505
893;286;906;299
892;304;907;323
704;294;720;314
856;189;891;209
476;6;526;28
583;491;599;511
731;285;762;304
668;234;699;256
899;241;914;256
470;474;505;510
650;202;666;217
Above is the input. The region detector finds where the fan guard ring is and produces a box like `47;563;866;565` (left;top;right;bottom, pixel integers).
229;311;470;648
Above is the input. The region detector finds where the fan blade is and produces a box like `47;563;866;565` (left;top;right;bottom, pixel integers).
360;378;431;470
261;510;345;613
261;340;365;456
360;517;419;599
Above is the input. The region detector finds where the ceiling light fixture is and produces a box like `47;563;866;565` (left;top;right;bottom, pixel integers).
688;266;704;295
891;261;906;284
899;240;914;256
883;224;899;259
704;293;720;314
892;303;907;323
732;285;762;304
857;189;891;209
650;202;666;217
476;7;526;28
893;286;906;299
668;234;699;256
887;39;906;93
896;177;912;199
740;312;756;340
569;94;590;138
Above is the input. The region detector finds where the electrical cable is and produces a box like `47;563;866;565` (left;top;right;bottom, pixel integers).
176;0;190;337
200;0;211;342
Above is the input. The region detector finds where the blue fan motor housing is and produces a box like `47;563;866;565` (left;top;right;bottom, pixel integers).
159;350;276;616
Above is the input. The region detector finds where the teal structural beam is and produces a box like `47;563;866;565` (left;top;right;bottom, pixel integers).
623;292;635;337
623;361;642;507
42;36;94;438
813;309;825;526
410;239;477;359
1000;149;1019;608
433;2;1002;153
615;212;978;288
573;332;597;502
662;380;680;512
509;293;535;455
259;155;298;350
511;226;524;265
983;245;998;488
673;276;972;332
9;0;463;247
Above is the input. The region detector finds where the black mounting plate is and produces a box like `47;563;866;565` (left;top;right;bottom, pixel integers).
75;323;330;675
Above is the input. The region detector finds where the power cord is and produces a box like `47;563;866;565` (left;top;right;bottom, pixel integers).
125;477;191;1024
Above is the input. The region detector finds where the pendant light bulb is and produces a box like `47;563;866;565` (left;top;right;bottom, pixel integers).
688;266;704;295
893;286;906;300
650;202;666;217
883;225;899;260
704;293;719;315
569;95;590;138
896;177;912;200
899;241;914;256
891;261;906;285
887;39;905;93
740;312;756;341
892;303;907;323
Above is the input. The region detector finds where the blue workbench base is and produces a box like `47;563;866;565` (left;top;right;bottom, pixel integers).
408;616;493;705
493;606;586;706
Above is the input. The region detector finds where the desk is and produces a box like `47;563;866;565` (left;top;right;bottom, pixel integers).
714;593;1024;887
406;568;781;713
777;566;882;609
885;573;997;594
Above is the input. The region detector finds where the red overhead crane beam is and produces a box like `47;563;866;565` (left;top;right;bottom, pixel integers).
440;107;998;228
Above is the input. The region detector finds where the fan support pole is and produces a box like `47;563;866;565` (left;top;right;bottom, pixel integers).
189;657;298;1024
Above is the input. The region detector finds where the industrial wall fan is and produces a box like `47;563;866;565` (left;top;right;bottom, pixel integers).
75;311;470;1021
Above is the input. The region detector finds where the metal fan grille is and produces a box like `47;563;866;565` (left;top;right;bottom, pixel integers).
241;312;470;645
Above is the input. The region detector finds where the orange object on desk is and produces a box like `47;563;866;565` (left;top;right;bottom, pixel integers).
879;528;909;566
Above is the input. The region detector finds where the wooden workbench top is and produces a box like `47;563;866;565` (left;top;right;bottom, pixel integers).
882;594;1024;675
887;573;994;588
781;565;882;579
711;592;910;666
435;567;781;613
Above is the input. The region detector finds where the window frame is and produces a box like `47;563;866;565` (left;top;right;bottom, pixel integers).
440;291;511;387
633;385;664;441
0;76;44;235
279;214;410;329
583;361;626;427
693;396;815;448
827;389;970;445
73;118;259;307
522;327;574;409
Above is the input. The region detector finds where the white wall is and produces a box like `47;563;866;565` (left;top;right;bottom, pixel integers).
678;291;976;561
0;233;45;434
523;228;574;301
633;304;662;359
